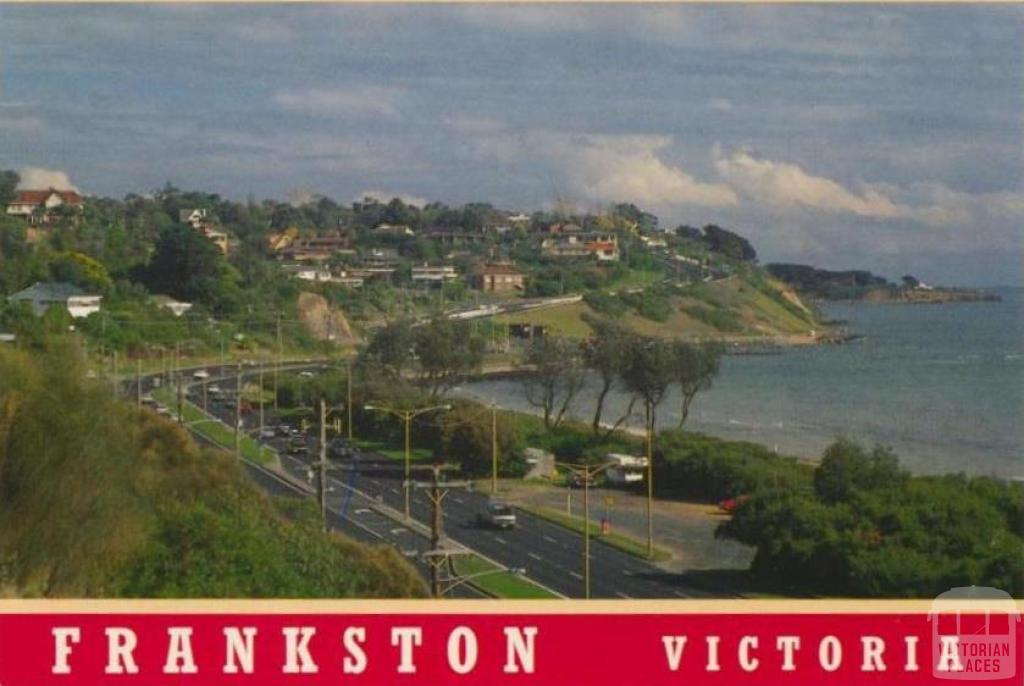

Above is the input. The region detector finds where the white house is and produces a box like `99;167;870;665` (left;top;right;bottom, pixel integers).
411;264;458;284
8;282;102;318
6;189;84;224
152;295;193;317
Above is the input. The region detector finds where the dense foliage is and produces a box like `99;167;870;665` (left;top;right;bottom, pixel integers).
0;346;425;597
717;439;1024;597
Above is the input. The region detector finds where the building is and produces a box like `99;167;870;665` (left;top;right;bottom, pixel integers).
8;282;102;318
374;223;415;237
178;208;209;229
281;264;364;288
6;189;84;225
152;295;193;317
411;264;459;285
178;208;229;253
541;233;619;261
279;234;355;262
471;262;525;293
202;227;229;254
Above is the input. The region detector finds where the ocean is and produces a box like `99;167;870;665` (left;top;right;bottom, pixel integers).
459;288;1024;478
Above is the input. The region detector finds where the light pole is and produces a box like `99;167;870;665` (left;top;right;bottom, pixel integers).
364;403;451;519
556;460;615;600
645;404;655;559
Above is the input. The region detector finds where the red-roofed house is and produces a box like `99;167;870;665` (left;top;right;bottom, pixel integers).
6;189;84;225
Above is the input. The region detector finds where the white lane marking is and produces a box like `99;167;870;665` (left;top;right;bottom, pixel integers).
569;571;583;580
623;570;634;576
543;535;557;544
389;528;406;535
389;488;399;494
673;591;688;598
495;537;508;545
528;552;542;561
616;592;633;599
354;508;370;515
453;497;464;504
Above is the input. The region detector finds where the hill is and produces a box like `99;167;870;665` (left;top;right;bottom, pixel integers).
0;344;425;597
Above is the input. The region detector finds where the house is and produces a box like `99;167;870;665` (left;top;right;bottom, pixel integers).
541;222;583;235
8;282;102;318
411;264;459;285
6;188;84;225
152;295;193;317
471;262;525;293
279;234;355;262
0;332;15;344
178;208;209;229
360;247;400;266
506;212;531;225
374;223;415;237
541;233;619;261
202;227;229;254
281;264;364;288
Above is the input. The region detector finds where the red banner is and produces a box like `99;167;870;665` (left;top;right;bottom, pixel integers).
0;602;1020;686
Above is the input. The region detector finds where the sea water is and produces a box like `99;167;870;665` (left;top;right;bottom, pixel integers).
460;288;1024;478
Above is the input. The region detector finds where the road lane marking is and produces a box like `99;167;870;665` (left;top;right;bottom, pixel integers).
495;537;508;545
452;497;464;504
543;535;557;544
354;508;370;515
528;553;542;561
569;572;583;580
389;528;406;535
389;488;399;494
673;591;688;598
616;592;633;599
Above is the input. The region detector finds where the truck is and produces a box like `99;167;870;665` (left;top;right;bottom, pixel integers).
604;453;648;486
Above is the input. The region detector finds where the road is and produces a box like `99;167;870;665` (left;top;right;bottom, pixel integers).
140;362;730;599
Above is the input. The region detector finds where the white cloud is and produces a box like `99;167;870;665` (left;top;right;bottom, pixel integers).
557;135;738;208
356;190;430;208
17;167;80;192
272;86;405;120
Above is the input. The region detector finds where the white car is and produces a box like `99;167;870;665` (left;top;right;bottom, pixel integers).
259;427;276;439
476;502;517;529
192;369;210;379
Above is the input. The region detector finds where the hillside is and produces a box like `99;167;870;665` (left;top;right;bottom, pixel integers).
0;345;425;597
495;270;821;342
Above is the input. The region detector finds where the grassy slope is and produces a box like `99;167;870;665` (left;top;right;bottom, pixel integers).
494;274;817;340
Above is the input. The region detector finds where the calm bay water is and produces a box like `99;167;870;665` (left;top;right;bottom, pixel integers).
460;288;1024;478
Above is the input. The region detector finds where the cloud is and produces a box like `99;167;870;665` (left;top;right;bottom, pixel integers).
17;167;80;192
272;86;405;120
550;135;738;208
356;189;430;208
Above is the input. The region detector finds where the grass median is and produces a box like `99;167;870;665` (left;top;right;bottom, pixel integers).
520;505;673;563
452;555;560;599
151;387;274;465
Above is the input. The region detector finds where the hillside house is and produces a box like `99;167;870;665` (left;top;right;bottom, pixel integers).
8;282;101;318
471;262;525;293
541;233;619;261
411;264;459;285
6;189;84;225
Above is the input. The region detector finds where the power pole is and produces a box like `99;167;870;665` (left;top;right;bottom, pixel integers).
176;367;184;424
583;469;591;599
491;405;498;495
319;398;328;533
234;363;242;460
346;362;353;442
416;464;472;598
646;404;654;559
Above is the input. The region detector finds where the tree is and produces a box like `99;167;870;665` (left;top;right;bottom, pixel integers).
521;336;585;429
581;315;633;435
413;318;485;396
702;225;757;262
138;225;239;313
814;439;907;504
671;341;723;430
360;319;416;382
620;336;674;438
0;170;19;207
440;403;523;477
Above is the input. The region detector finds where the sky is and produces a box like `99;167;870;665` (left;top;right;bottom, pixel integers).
1;4;1022;286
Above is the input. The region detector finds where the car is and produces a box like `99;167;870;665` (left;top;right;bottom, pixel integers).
192;369;210;380
298;370;315;378
140;394;157;407
476;502;517;529
259;427;276;440
286;436;307;454
275;424;293;437
567;473;598;489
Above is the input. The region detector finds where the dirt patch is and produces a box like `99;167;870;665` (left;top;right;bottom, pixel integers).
297;292;358;343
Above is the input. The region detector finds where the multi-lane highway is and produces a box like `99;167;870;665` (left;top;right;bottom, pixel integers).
141;362;728;599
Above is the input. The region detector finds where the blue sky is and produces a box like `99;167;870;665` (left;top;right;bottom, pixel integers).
1;4;1021;285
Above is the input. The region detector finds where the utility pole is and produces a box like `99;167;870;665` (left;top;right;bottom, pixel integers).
491;405;499;495
274;313;282;412
319;398;328;533
646;404;654;559
416;464;472;598
583;468;591;599
346;362;353;442
234;363;242;461
176;366;184;424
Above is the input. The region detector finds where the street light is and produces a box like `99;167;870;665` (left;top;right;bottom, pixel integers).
364;403;452;519
555;460;616;600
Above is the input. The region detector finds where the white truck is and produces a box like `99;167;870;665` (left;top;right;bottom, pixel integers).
604;453;648;486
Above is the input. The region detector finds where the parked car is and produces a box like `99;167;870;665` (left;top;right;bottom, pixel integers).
567;472;598;489
192;369;210;380
275;424;293;437
258;427;276;440
298;370;315;378
718;495;751;514
286;436;307;454
476;502;517;529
